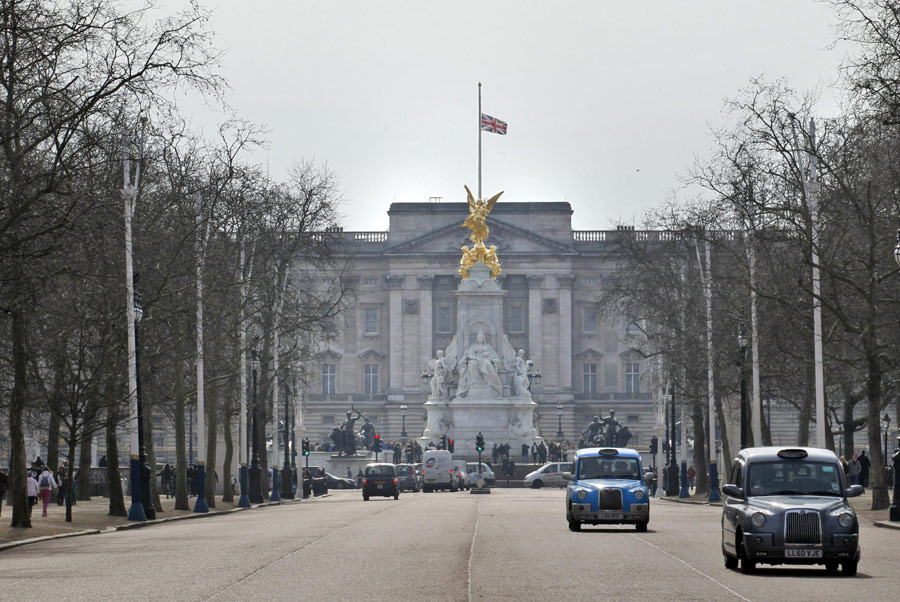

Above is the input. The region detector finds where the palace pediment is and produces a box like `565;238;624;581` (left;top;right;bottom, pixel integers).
382;218;575;256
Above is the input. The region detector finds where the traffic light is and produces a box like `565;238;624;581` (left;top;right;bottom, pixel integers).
372;433;380;452
649;436;658;455
448;439;455;453
476;433;485;452
302;438;310;456
440;435;447;450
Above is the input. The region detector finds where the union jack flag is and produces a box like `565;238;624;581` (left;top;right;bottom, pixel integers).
480;113;508;135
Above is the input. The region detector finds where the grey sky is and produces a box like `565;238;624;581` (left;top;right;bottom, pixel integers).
187;1;845;231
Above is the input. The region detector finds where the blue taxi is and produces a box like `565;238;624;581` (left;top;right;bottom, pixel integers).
563;447;650;532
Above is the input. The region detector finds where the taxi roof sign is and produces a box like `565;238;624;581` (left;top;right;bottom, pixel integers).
776;448;809;460
598;448;618;456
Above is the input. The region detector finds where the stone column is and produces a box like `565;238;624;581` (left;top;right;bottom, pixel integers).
418;276;434;380
527;275;543;374
388;275;404;391
558;275;575;392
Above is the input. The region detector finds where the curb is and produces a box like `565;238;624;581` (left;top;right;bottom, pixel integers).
658;496;723;507
0;529;101;552
1;496;312;551
873;520;900;531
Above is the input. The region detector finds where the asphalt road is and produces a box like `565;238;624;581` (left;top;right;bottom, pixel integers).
1;489;898;602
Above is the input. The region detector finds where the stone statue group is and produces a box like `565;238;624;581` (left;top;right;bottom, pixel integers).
581;411;633;448
428;329;532;400
329;408;377;456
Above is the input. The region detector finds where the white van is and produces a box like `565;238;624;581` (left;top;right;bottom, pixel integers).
423;449;457;492
466;462;495;486
452;460;469;491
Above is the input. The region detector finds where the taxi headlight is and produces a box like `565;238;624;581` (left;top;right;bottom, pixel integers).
838;513;854;528
576;489;587;500
634;489;645;500
751;512;766;528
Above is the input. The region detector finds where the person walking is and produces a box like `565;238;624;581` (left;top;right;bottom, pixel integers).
858;450;870;490
0;467;7;516
26;472;39;517
521;443;529;465
687;465;696;490
848;454;862;486
159;464;175;499
491;444;499;466
37;467;57;517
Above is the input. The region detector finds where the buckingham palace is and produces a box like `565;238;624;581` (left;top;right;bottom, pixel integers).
299;200;659;453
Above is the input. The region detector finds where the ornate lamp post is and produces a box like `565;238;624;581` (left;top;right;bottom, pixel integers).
133;286;155;520
400;405;408;438
556;403;564;439
280;380;294;500
249;349;263;504
666;386;679;496
738;324;749;449
890;231;900;521
884;414;891;473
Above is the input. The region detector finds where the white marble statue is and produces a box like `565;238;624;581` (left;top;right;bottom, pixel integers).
510;349;532;398
429;349;452;399
456;329;502;398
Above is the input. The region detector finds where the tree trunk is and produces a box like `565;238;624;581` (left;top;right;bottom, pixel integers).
78;431;92;501
205;388;217;508
692;399;709;495
715;392;731;468
843;399;855;457
798;362;813;446
65;441;78;522
9;309;31;527
143;392;162;512
865;333;890;510
47;412;60;474
222;407;234;503
174;357;189;510
105;400;127;517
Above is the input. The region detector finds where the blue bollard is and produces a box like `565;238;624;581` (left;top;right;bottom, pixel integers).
708;459;721;503
679;460;690;498
238;464;251;508
127;456;147;521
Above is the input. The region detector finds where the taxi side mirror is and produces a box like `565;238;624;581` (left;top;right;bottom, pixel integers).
561;472;574;481
844;484;863;498
721;484;744;499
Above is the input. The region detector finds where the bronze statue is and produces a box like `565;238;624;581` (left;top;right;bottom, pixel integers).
337;408;363;456
459;185;504;280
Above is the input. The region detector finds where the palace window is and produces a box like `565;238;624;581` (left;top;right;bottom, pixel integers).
437;305;452;334
364;307;379;334
362;276;378;287
625;305;640;334
509;304;525;333
364;364;379;395
583;363;598;395
625;362;640;393
321;364;336;395
583;306;596;334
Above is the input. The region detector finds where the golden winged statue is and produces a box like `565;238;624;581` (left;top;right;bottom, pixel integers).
463;185;503;244
459;185;504;280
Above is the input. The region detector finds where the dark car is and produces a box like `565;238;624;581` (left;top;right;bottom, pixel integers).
362;463;399;501
395;464;419;492
324;472;356;489
721;447;863;576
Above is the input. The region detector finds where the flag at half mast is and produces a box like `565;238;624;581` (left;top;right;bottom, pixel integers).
480;113;508;135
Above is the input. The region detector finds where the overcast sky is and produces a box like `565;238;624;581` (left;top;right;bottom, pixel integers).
181;1;847;231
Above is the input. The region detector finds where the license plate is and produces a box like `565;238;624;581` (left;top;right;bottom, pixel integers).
598;513;623;520
377;484;383;489
785;549;822;558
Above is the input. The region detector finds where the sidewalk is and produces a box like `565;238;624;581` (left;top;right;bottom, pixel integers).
1;495;274;547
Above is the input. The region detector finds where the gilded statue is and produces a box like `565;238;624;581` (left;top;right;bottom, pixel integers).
463;185;503;244
459;185;504;279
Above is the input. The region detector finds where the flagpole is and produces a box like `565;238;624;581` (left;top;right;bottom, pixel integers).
478;82;482;200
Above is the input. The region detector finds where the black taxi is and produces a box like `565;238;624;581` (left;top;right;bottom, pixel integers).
721;447;862;575
362;463;399;501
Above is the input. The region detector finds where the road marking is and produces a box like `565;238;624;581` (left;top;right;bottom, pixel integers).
631;534;753;602
467;498;481;602
204;497;412;602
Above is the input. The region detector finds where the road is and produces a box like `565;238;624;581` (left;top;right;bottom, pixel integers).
1;489;898;602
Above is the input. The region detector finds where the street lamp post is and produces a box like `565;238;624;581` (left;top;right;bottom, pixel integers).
666;387;679;496
133;286;155;520
884;414;891;474
556;403;563;439
249;350;263;504
738;324;749;450
400;405;408;438
280;381;294;500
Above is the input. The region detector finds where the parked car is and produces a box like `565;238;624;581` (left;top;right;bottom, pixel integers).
362;463;399;501
563;447;649;532
721;447;862;575
466;462;495;486
524;462;573;489
395;464;420;492
324;472;356;489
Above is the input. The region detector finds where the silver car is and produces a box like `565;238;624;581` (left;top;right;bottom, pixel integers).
524;462;573;489
721;447;862;575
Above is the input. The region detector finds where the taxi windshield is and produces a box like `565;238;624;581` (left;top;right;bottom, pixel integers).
577;457;640;480
365;465;395;477
746;461;843;497
396;466;413;475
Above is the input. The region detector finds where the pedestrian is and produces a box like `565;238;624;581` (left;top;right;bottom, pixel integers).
858;450;870;490
55;465;67;505
848;454;862;486
839;455;848;477
521;443;529;465
531;443;538;464
0;467;7;516
346;467;352;479
507;458;516;485
492;444;499;465
37;467;57;517
26;472;39;517
159;464;175;499
687;465;696;490
357;468;364;489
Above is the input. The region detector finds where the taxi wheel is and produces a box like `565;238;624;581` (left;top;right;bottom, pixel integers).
740;556;756;574
825;561;839;574
531;479;543;489
724;553;738;570
394;493;399;500
363;494;369;501
567;506;581;532
842;559;858;576
635;521;647;532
